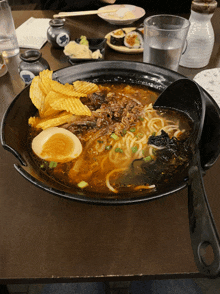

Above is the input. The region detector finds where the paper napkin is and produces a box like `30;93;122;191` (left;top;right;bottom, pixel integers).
16;17;51;49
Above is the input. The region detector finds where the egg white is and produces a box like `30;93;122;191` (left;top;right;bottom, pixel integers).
32;127;82;163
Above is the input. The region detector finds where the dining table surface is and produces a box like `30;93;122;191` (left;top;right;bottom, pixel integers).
1;8;220;285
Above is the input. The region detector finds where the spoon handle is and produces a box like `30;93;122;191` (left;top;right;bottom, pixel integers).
188;150;220;277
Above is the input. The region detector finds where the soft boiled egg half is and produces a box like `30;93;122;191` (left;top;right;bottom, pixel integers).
32;127;82;163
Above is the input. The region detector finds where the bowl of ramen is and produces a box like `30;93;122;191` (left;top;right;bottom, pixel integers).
1;61;220;204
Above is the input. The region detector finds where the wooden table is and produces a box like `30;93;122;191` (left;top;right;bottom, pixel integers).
1;9;220;284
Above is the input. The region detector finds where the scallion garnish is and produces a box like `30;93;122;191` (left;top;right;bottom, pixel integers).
115;148;123;153
110;133;119;140
105;145;112;150
49;161;57;168
121;129;127;136
130;127;136;132
143;156;152;162
139;116;144;121
131;146;138;153
136;133;144;139
152;149;157;155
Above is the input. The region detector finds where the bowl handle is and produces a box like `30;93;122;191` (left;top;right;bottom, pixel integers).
188;150;220;277
1;139;27;166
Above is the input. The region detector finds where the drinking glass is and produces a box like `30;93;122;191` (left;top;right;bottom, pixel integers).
143;15;190;71
0;0;19;58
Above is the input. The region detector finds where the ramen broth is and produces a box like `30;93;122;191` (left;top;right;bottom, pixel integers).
29;83;193;195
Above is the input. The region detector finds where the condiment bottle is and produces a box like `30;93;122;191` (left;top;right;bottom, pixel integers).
18;50;50;84
179;0;217;68
47;19;71;49
0;52;8;77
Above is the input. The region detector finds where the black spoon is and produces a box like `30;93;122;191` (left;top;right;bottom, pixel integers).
154;78;220;277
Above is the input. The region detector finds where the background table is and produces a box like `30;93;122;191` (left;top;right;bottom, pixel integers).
1;9;220;284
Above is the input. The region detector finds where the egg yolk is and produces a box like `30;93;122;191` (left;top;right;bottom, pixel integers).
40;133;74;162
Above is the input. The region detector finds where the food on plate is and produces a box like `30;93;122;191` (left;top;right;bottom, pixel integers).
124;30;143;49
32;127;82;163
64;40;102;59
109;28;144;49
104;5;136;20
110;29;126;46
28;72;193;194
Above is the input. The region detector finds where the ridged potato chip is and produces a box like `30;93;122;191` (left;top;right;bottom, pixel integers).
28;69;99;129
29;76;46;112
35;112;74;130
28;116;41;128
50;80;87;97
50;97;91;116
73;80;99;94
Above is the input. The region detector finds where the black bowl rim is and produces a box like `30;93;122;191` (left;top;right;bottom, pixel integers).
1;60;220;205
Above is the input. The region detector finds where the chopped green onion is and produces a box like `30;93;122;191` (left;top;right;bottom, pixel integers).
139;116;144;121
40;164;44;168
110;133;119;140
152;132;156;136
143;156;152;162
115;148;123;153
130;127;136;132
105;145;112;150
131;146;138;153
49;161;57;168
97;140;104;143
136;133;144;139
121;129;127;136
77;181;89;188
152;148;157;156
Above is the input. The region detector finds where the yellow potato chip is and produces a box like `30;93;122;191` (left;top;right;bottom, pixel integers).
39;69;53;80
50;80;86;97
36;112;74;129
39;91;64;118
46;91;68;104
29;76;46;111
50;97;91;116
28;116;41;128
73;80;99;94
42;105;61;118
38;70;54;95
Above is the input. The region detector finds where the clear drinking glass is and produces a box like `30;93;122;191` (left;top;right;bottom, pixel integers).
0;0;19;58
143;15;190;71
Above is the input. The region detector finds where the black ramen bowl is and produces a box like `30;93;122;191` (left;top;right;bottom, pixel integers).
1;61;220;204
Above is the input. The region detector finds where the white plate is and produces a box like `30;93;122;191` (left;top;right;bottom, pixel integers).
105;27;143;54
98;4;145;25
193;68;220;107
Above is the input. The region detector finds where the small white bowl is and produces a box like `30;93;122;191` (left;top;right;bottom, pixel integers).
98;4;145;25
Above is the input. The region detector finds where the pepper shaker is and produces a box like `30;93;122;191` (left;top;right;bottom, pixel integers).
47;19;71;48
18;50;50;84
179;0;217;68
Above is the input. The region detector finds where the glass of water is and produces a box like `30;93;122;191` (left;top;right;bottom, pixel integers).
143;15;190;71
0;0;19;58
